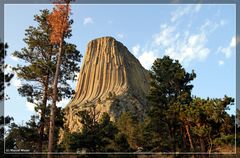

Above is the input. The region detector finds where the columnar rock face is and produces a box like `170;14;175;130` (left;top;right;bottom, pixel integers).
65;36;149;132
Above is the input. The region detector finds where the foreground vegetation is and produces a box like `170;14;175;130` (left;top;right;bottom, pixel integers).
2;48;237;153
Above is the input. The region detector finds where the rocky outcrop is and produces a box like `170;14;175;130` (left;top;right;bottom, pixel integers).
65;36;149;132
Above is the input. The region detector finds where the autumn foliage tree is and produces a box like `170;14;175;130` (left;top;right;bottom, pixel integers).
48;0;71;44
47;0;73;155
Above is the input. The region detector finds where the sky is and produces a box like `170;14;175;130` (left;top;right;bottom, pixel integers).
4;4;237;124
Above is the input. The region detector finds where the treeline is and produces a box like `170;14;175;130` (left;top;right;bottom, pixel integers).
2;92;238;153
2;45;238;153
58;57;236;153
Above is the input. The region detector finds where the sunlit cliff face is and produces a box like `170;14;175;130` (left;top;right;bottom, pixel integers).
65;36;150;132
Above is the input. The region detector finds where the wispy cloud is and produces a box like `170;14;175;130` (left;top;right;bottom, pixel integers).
218;60;224;66
164;32;209;63
136;5;228;68
218;36;236;58
230;36;236;48
83;17;94;25
117;33;125;39
138;51;157;69
153;24;179;47
220;19;227;26
150;23;210;64
171;4;201;22
132;44;140;56
200;19;227;34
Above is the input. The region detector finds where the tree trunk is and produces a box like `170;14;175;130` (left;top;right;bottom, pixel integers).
185;124;194;151
170;125;176;153
38;76;49;152
48;41;63;158
181;126;187;151
167;122;176;153
199;137;206;152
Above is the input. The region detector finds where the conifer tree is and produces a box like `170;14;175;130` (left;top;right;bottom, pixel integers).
59;108;131;152
188;96;234;152
12;9;81;152
147;56;196;152
47;0;73;155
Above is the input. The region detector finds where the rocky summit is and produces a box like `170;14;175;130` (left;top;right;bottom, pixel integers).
65;36;149;132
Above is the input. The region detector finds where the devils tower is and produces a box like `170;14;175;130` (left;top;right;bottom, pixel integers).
65;36;149;132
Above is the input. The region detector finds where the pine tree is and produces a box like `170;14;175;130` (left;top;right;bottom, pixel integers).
115;111;141;150
5;115;39;152
12;9;81;152
188;96;234;152
147;56;196;152
60;108;131;152
47;1;72;155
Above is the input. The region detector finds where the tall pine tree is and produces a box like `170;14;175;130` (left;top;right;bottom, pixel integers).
147;56;196;152
12;9;82;152
47;0;72;156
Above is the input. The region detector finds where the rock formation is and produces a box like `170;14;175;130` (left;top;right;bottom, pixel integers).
65;36;149;132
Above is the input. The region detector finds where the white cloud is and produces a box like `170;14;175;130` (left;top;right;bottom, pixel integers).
200;20;212;32
152;23;209;64
26;102;36;112
136;5;228;68
230;36;236;48
171;4;201;22
153;25;179;47
117;33;124;39
132;44;140;56
83;17;94;25
164;34;209;63
138;51;157;69
218;36;236;58
57;98;70;108
220;20;227;26
218;47;232;58
200;19;226;34
218;60;224;66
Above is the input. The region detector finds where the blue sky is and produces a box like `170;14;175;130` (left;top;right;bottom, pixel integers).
4;4;237;124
